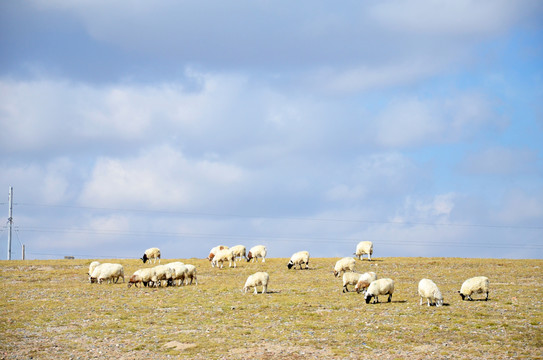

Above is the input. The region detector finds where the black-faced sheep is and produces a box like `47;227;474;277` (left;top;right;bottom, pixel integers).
458;276;489;301
365;278;394;304
287;251;310;269
141;247;161;264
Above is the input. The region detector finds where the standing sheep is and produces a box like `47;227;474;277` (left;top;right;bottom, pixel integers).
243;272;269;294
334;257;356;277
184;264;198;285
89;263;124;284
418;279;444;307
212;248;236;269
230;245;248;262
458;276;489;301
247;245;267;263
365;278;394;304
151;264;173;287
287;251;310;270
355;272;378;294
128;268;154;288
342;272;361;293
166;262;188;286
141;247;161;264
88;261;100;277
207;245;229;264
354;241;373;261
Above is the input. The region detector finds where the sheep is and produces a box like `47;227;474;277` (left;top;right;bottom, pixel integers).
151;265;174;287
230;245;248;262
184;264;198;285
207;245;229;266
89;263;124;284
287;251;310;270
418;278;444;306
342;272;361;293
354;241;373;261
166;262;188;286
211;248;236;269
88;261;100;277
141;247;161;264
355;272;378;294
458;276;489;301
128;268;154;288
247;245;267;263
334;257;356;277
243;272;269;294
364;278;394;304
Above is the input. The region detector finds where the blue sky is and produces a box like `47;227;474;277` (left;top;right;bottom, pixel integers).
1;1;542;260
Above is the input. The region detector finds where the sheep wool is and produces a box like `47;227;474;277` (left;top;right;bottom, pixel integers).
247;245;267;263
90;263;124;284
418;278;443;307
355;241;373;261
365;278;394;304
355;272;378;294
207;245;229;263
287;251;310;270
212;249;236;269
88;261;100;276
141;247;161;264
243;272;269;294
334;257;356;277
342;272;362;293
459;276;489;301
230;245;248;262
184;264;198;285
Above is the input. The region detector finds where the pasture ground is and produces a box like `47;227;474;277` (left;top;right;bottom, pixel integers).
1;257;542;359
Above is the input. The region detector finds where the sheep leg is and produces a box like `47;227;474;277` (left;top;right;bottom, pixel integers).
485;291;489;301
262;285;267;294
388;294;392;303
254;287;258;294
427;299;431;306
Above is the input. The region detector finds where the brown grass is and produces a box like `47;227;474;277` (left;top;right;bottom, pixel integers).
1;257;542;359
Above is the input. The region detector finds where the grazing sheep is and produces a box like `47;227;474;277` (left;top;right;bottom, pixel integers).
89;263;124;284
88;261;100;277
128;268;154;288
230;245;248;262
141;247;161;264
458;276;489;301
166;262;188;286
334;257;356;277
243;272;269;294
342;272;361;293
355;272;378;294
207;245;229;265
247;245;267;263
365;278;394;304
184;264;198;285
418;279;444;307
354;241;373;261
287;251;310;270
212;248;236;269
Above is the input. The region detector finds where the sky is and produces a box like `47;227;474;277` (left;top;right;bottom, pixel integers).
1;1;542;260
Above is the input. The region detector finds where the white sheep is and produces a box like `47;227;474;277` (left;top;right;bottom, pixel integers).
128;268;152;288
247;245;267;263
355;272;378;294
334;257;356;277
243;272;269;294
458;276;489;301
88;261;100;276
418;278;444;307
354;241;373;261
151;264;174;287
207;245;229;266
89;263;124;284
230;245;248;262
166;262;188;286
364;278;394;304
212;248;236;269
184;264;198;285
141;247;161;264
342;272;361;293
287;251;310;270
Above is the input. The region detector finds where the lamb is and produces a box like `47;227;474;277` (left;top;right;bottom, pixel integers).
128;268;154;288
211;248;236;269
184;264;198;285
458;276;489;301
243;272;269;294
207;245;229;265
418;278;444;306
88;261;100;276
141;247;161;264
342;272;361;293
355;272;378;294
166;262;188;286
334;257;356;277
247;245;267;263
89;263;124;284
287;251;310;269
354;241;373;261
364;278;394;304
230;245;248;262
151;264;174;287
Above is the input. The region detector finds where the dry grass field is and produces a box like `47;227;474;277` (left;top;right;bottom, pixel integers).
1;257;542;359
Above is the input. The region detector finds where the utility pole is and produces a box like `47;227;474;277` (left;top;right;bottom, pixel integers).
7;186;13;260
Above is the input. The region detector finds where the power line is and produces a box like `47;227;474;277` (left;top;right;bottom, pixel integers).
14;202;543;230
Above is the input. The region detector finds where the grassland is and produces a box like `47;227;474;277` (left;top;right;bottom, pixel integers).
1;257;541;359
